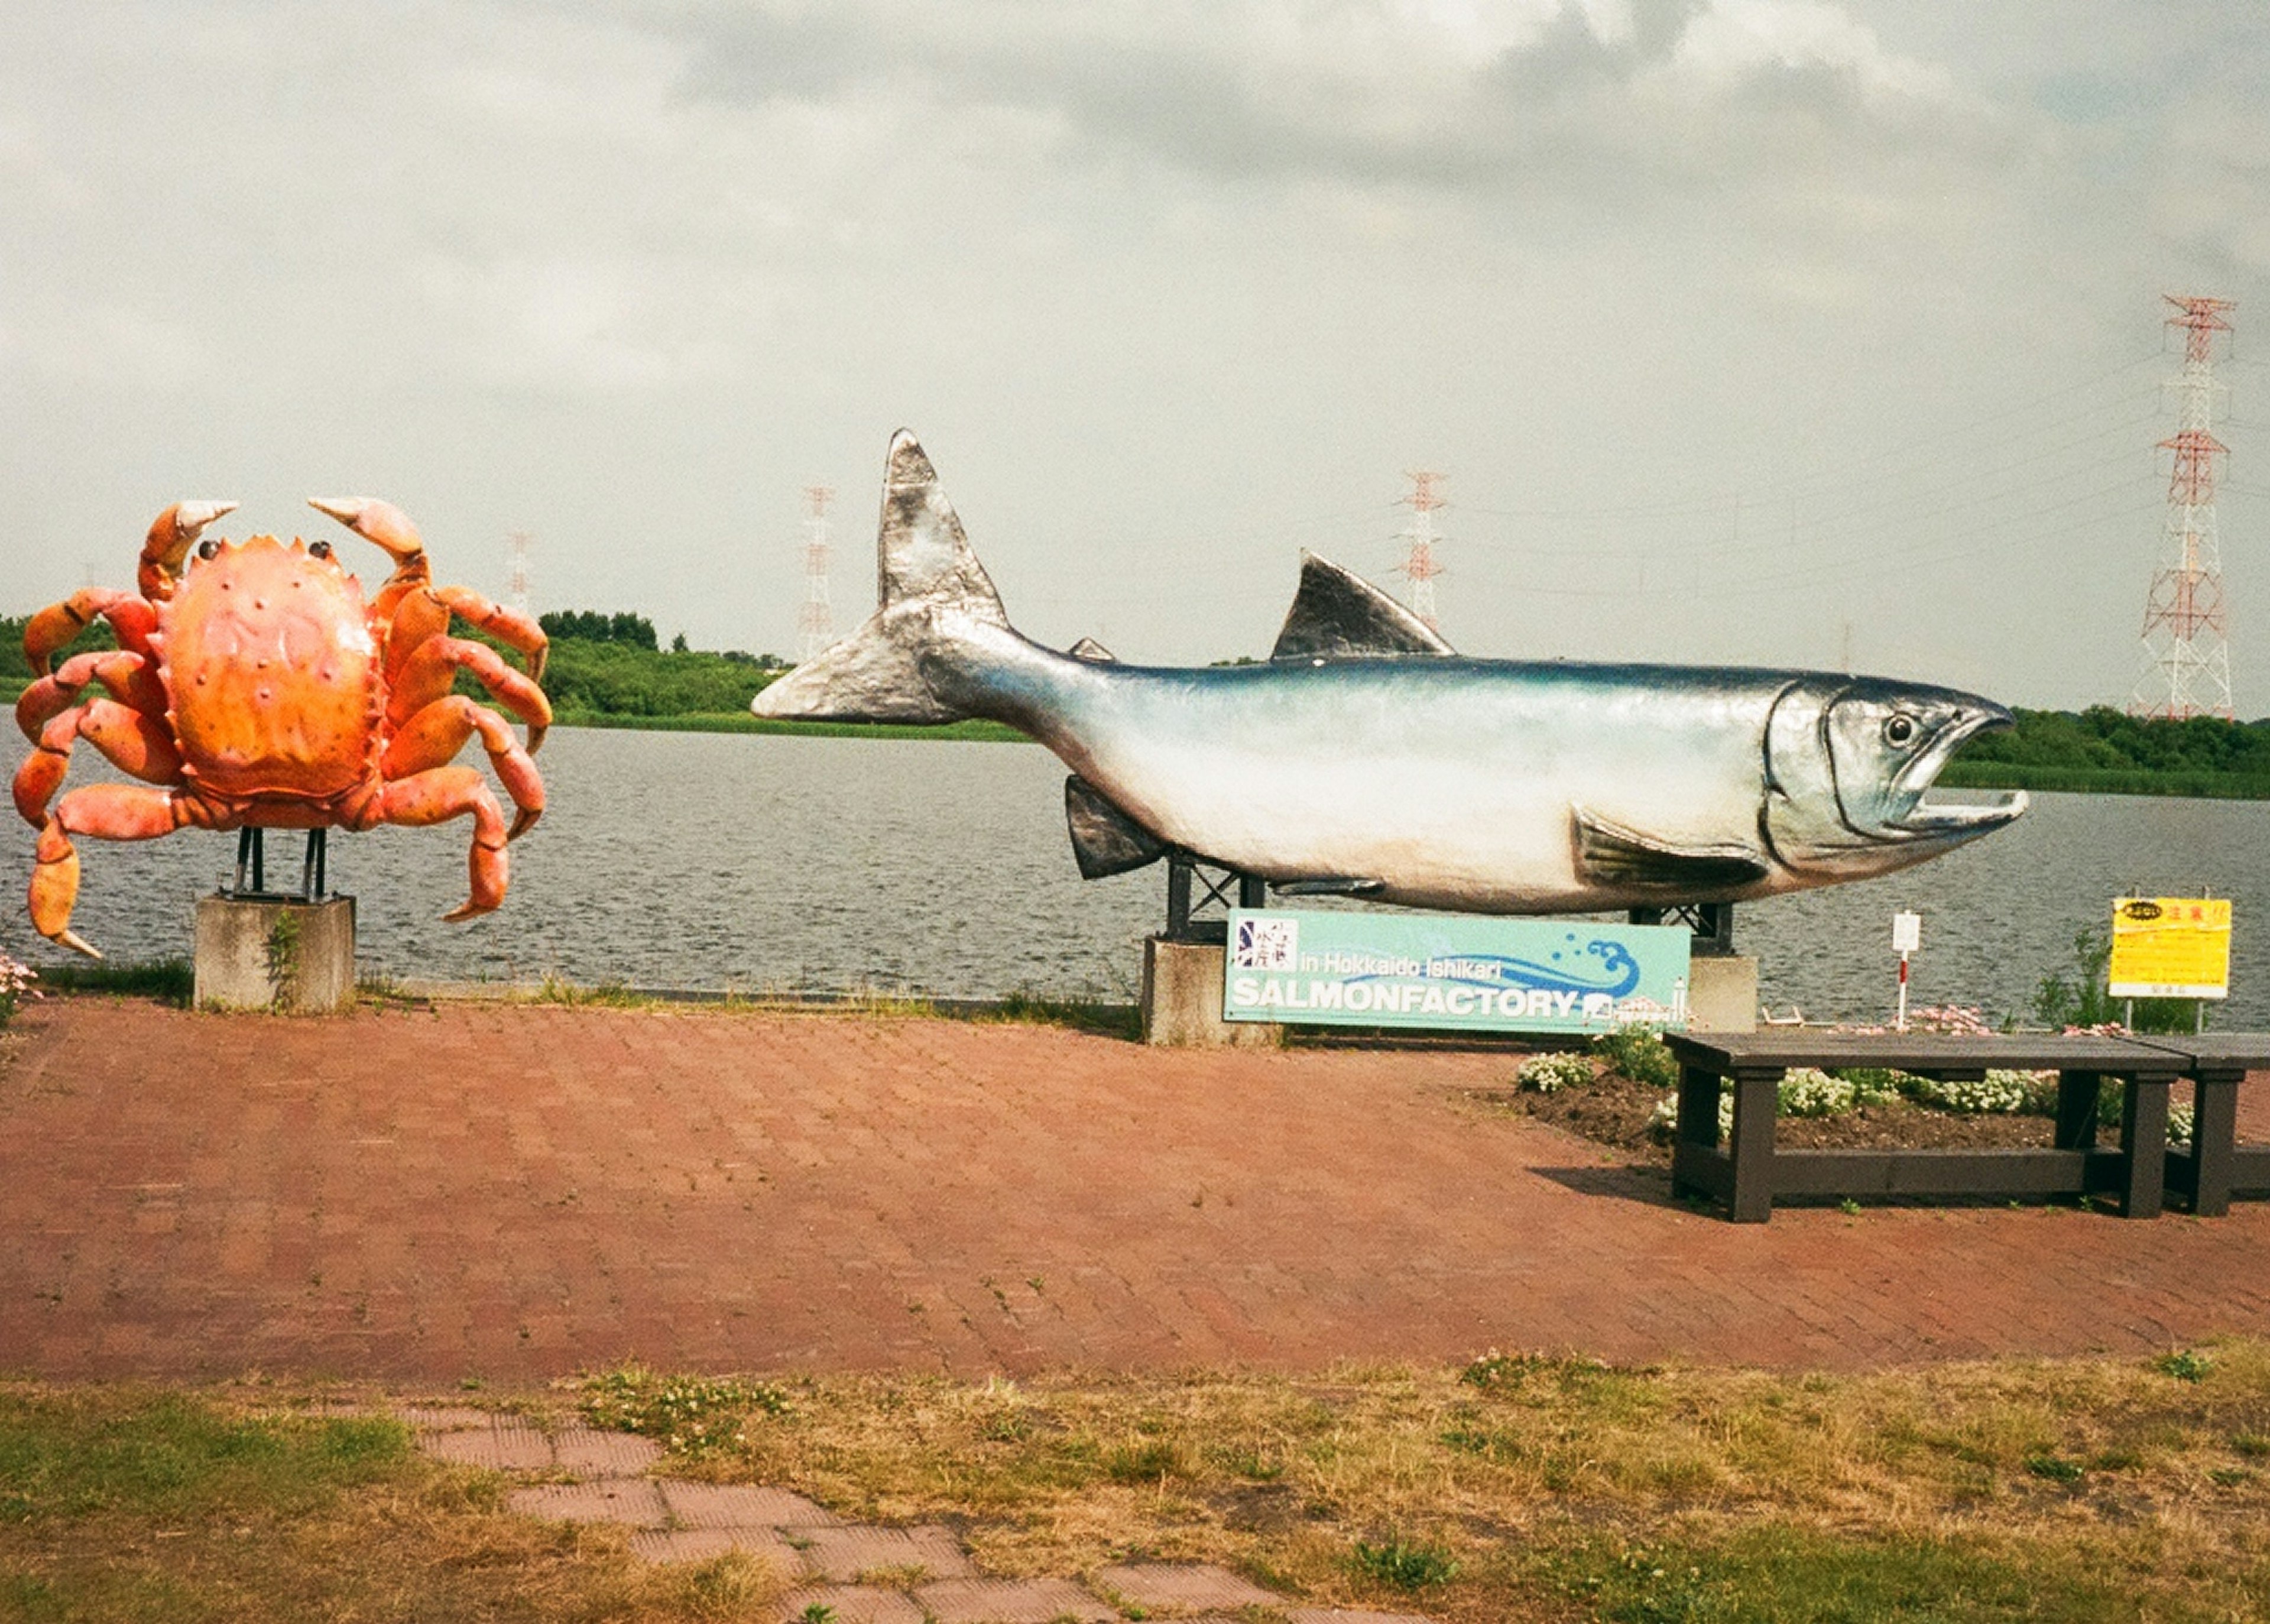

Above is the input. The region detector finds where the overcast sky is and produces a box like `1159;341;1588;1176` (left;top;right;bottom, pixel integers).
2;1;2265;709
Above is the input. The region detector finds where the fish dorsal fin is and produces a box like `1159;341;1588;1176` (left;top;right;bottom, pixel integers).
1269;551;1455;662
1068;636;1117;663
877;430;1007;626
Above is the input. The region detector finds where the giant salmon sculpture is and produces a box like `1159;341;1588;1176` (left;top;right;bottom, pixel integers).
755;432;2026;912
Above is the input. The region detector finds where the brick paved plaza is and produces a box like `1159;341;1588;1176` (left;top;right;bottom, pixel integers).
3;999;2268;1382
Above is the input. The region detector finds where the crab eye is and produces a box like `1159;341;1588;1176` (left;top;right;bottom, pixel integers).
196;539;220;561
309;540;332;560
1883;714;1917;747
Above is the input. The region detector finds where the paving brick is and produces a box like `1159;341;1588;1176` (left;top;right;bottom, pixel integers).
1094;1562;1283;1610
423;1421;553;1470
660;1479;841;1529
630;1526;807;1568
1285;1610;1436;1624
394;1404;492;1430
914;1576;1116;1623
508;1479;668;1527
797;1525;975;1583
553;1426;664;1475
7;999;2270;1387
773;1587;926;1624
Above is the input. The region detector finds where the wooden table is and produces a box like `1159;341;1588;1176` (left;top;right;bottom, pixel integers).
1662;1032;2194;1223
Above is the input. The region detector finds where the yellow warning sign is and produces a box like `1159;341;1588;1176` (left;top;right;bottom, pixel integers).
2107;896;2231;1000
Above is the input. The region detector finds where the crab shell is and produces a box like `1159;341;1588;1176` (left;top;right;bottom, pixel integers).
161;535;387;802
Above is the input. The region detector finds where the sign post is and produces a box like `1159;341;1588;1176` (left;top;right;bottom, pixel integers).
1892;910;1921;1032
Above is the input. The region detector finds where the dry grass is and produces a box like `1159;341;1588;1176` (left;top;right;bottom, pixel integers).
636;1344;2270;1620
8;1347;2270;1621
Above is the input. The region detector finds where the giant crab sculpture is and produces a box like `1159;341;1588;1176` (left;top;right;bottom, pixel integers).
14;498;549;957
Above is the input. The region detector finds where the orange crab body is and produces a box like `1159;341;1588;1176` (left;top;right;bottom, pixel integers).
164;536;385;805
13;500;550;957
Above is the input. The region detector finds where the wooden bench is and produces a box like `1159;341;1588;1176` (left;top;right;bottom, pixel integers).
1661;1031;2231;1223
2132;1035;2270;1217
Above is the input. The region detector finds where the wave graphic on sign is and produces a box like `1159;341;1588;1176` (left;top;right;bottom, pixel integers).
1347;939;1642;999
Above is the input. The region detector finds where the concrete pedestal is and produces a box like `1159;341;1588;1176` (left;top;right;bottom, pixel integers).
1141;936;1283;1049
194;894;356;1013
1685;955;1758;1035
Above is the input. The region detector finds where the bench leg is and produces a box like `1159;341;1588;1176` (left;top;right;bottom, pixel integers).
1727;1070;1778;1224
2053;1070;2099;1152
2116;1077;2170;1218
2189;1076;2240;1217
1670;1063;1722;1204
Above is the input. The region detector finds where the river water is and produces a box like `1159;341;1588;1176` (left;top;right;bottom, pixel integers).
3;725;2266;1026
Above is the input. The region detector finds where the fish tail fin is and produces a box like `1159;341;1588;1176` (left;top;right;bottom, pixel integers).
752;431;1008;722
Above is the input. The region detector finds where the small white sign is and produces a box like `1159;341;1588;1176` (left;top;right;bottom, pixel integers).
1892;911;1922;954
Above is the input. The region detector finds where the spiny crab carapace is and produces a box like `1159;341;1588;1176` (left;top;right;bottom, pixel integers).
13;498;550;957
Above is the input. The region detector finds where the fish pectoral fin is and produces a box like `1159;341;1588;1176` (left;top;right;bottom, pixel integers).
1269;552;1457;662
1065;775;1166;879
1066;636;1117;663
1272;877;1386;897
1572;808;1770;893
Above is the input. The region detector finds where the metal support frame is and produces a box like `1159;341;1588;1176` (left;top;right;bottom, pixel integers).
223;828;329;904
1629;901;1734;956
1163;851;1266;944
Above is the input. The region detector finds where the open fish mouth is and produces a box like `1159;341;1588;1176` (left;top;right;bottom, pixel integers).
1885;704;2027;839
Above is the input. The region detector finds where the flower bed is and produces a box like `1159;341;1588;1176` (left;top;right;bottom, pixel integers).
1489;1018;2196;1162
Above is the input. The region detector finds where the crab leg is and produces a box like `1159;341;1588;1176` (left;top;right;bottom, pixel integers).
13;696;182;826
378;765;510;922
308;497;432;622
17;650;165;742
384;695;546;840
388;634;552;754
135;500;239;604
433;585;549;688
30;784;199;959
22;590;163;676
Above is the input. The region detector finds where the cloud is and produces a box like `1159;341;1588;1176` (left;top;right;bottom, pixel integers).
649;0;1985;202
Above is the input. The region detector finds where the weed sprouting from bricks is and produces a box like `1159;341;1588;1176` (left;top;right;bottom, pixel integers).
580;1363;790;1456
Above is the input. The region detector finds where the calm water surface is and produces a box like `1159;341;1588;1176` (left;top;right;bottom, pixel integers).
4;726;2266;1025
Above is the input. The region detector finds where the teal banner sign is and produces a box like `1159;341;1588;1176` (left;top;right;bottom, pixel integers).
1223;908;1694;1033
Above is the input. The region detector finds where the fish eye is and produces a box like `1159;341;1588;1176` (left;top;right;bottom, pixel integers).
309;540;332;560
196;538;220;560
1883;714;1917;747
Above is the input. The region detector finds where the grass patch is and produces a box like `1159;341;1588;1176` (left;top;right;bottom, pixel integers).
982;987;1142;1040
556;712;1030;743
1550;1525;2146;1623
555;1342;2270;1620
17;1345;2270;1619
0;1383;786;1621
20;960;193;1007
580;1364;790;1458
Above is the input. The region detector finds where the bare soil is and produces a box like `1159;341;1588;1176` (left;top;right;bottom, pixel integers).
1467;1065;2058;1164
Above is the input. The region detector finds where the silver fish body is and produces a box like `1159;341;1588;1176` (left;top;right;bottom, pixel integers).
756;433;2026;912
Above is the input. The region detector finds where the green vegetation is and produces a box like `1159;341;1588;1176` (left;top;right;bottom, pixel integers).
8;1346;2270;1620
579;1364;790;1458
1943;705;2270;798
20;599;2270;778
2035;923;2202;1035
0;1383;786;1620
22;960;194;1007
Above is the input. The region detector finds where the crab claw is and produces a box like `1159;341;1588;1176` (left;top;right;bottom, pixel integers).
138;500;239;601
309;497;426;565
